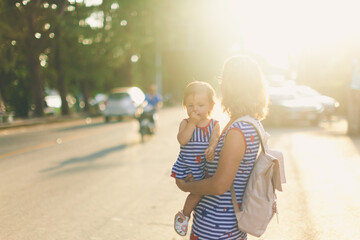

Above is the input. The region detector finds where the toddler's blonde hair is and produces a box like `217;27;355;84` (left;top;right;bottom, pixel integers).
220;55;268;120
182;81;216;116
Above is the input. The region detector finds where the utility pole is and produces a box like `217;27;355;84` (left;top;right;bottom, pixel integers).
155;40;162;96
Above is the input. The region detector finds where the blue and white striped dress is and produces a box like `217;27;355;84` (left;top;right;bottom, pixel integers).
190;119;260;240
171;119;219;181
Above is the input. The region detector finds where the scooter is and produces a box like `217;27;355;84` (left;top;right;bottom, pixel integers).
137;104;156;143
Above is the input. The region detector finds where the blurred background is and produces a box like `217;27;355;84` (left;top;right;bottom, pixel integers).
1;1;360;239
0;0;359;131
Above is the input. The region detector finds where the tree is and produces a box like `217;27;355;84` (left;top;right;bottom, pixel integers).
22;0;48;117
0;1;32;117
52;0;70;115
0;0;168;118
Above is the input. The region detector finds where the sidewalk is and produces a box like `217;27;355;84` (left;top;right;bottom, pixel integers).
0;113;100;130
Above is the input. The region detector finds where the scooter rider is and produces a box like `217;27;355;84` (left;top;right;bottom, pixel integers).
144;84;163;127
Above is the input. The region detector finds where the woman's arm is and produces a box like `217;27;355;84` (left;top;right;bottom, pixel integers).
177;128;246;195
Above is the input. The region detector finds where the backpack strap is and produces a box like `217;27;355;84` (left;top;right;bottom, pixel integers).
230;116;285;209
234;116;286;190
233;115;267;154
230;115;266;212
230;184;242;212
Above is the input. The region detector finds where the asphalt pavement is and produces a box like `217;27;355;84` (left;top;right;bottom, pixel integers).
2;108;360;240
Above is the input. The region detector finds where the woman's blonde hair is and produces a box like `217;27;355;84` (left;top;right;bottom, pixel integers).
220;55;268;120
182;81;216;115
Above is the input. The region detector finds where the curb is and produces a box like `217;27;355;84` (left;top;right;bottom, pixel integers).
0;114;101;130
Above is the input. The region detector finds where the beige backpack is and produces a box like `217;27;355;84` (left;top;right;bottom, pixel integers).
230;116;286;237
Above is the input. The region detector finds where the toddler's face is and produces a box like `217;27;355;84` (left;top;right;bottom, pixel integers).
184;92;212;120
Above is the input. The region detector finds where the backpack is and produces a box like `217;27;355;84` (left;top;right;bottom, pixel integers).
230;116;286;237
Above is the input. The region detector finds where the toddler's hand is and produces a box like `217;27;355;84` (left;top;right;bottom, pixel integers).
205;146;215;162
176;175;194;192
188;112;201;125
184;174;194;182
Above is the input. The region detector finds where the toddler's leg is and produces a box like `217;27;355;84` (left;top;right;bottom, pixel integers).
183;193;203;217
174;194;202;236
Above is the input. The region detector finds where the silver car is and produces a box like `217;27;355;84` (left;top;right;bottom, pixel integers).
293;85;339;119
102;87;145;122
264;86;324;126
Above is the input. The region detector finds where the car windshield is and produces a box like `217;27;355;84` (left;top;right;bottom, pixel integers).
109;92;130;100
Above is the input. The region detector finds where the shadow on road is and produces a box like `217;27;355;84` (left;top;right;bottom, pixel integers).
43;162;122;177
39;142;135;175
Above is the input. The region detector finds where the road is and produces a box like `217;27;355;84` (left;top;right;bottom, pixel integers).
0;106;360;240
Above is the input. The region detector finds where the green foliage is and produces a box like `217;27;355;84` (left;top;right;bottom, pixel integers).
0;0;161;117
0;0;355;118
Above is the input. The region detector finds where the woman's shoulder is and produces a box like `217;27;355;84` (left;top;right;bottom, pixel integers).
228;117;259;134
231;120;256;128
225;120;259;146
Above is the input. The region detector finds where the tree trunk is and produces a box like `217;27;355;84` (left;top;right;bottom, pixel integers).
54;26;70;115
26;5;44;117
28;49;44;117
81;79;90;113
0;76;5;107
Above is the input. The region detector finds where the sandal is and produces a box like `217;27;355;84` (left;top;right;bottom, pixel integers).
174;210;189;236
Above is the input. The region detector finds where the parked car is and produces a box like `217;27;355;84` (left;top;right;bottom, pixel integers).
264;86;324;126
102;87;145;122
293;85;339;120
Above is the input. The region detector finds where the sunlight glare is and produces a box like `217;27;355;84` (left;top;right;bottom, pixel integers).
223;0;360;69
86;12;104;29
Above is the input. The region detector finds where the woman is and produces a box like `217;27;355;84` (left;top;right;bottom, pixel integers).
176;55;268;239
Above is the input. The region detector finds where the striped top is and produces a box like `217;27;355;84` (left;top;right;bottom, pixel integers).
171;119;219;181
190;119;260;240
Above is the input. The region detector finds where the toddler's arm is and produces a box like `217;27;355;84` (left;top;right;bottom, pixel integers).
177;116;198;145
204;123;220;161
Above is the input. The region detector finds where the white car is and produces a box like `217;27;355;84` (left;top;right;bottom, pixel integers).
293;85;340;118
264;86;324;126
264;85;340;126
102;87;145;122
